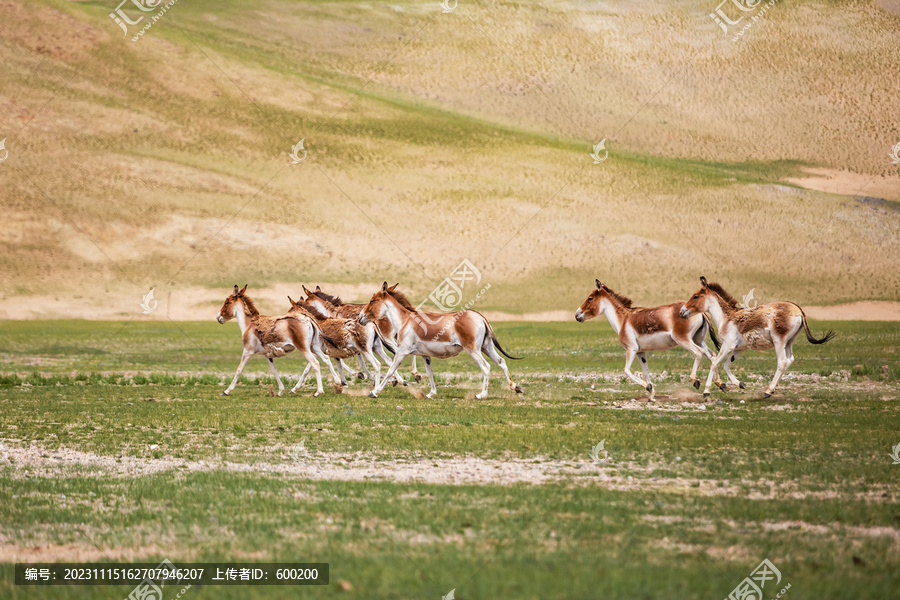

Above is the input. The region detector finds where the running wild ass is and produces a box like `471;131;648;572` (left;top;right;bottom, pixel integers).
303;285;418;385
575;280;719;400
680;277;835;398
358;282;524;399
216;285;336;397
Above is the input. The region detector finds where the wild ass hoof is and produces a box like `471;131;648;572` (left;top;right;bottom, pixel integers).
515;384;524;394
475;392;488;400
718;382;727;392
425;392;436;399
368;391;378;398
763;392;772;399
739;381;746;390
221;391;230;397
692;379;701;390
702;392;710;399
646;383;653;393
356;372;365;380
414;374;422;383
313;391;321;398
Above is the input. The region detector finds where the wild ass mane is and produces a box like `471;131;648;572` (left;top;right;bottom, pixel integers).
314;290;343;306
387;289;418;312
706;282;740;308
239;294;260;317
602;285;634;309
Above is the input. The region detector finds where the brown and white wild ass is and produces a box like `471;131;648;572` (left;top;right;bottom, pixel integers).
303;285;418;385
575;280;719;399
358;282;524;399
285;296;392;389
679;277;835;398
216;285;335;397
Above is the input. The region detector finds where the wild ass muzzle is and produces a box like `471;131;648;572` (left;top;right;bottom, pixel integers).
680;277;835;399
358;282;524;399
216;285;336;397
575;279;719;400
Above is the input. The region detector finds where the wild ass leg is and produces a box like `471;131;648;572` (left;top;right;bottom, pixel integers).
481;337;523;394
334;358;348;386
464;348;492;400
369;349;412;398
267;357;285;397
291;363;312;392
313;346;340;386
637;353;655;400
764;338;795;398
355;356;370;381
423;357;438;398
360;350;380;390
223;349;255;396
374;340;405;386
623;347;649;390
703;342;734;398
410;356;421;383
684;332;711;389
722;350;745;389
304;351;325;397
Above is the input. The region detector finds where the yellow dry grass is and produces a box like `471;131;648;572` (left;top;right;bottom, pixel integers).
0;0;898;318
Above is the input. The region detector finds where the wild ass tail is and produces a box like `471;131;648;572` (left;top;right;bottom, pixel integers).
371;322;396;354
703;314;721;351
479;315;521;360
309;317;340;349
800;309;835;345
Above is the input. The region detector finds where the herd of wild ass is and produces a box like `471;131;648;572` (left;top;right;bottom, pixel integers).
216;278;834;400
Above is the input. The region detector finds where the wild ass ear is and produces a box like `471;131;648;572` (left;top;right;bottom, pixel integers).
315;285;321;292
302;285;312;296
382;281;389;291
233;285;240;295
239;284;248;295
287;296;295;306
388;283;399;291
595;279;602;290
700;276;708;288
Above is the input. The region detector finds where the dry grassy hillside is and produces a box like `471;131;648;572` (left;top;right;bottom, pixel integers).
0;0;898;319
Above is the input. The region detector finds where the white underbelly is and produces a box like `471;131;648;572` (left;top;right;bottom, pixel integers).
636;332;675;352
414;341;464;359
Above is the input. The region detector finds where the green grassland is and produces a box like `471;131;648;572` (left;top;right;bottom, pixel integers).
0;320;898;599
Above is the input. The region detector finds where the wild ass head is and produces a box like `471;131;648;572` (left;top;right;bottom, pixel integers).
217;284;250;324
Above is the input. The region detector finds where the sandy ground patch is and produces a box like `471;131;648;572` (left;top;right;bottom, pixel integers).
786;168;900;202
1;292;898;321
3;446;895;503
